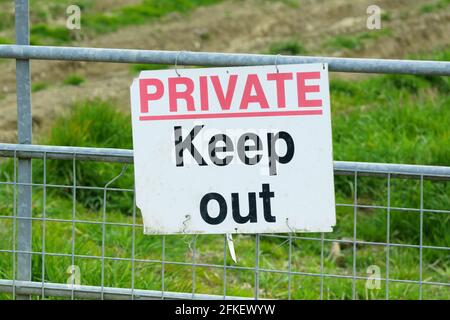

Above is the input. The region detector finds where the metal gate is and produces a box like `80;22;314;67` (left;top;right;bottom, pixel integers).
0;0;449;300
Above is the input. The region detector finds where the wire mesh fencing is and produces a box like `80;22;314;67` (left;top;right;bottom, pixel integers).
0;144;448;300
1;0;450;301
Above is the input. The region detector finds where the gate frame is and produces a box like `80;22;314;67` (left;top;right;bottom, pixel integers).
0;0;449;300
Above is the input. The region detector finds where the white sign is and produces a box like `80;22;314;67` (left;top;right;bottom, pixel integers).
130;63;335;234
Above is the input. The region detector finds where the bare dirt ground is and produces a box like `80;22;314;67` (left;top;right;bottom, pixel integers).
1;0;449;142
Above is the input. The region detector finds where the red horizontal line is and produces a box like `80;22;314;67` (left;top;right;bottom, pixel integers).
139;109;322;121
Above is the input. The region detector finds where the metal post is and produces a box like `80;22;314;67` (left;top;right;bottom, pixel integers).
1;45;450;76
15;0;32;300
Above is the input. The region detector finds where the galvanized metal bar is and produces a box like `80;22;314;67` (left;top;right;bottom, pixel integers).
333;161;450;179
0;143;133;163
0;279;248;300
352;172;358;299
287;234;292;300
11;152;17;298
223;235;227;299
1;45;450;76
71;155;77;300
254;234;260;300
131;189;137;300
0;271;447;298
14;0;32;300
161;235;166;298
191;236;197;299
319;233;325;300
100;165;129;300
1;143;449;179
419;175;424;300
41;152;47;299
385;173;391;300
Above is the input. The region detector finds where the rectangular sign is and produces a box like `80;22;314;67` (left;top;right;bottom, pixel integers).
130;63;335;234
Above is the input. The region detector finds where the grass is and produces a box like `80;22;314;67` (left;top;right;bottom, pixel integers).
0;189;448;299
83;0;225;34
269;40;307;55
0;50;449;299
63;74;85;86
42;99;134;213
0;36;12;44
31;82;49;93
130;63;169;74
267;0;300;8
0;0;226;45
325;28;391;51
0;3;14;32
381;12;391;22
30;24;72;45
419;0;450;14
0;0;298;45
331;74;450;165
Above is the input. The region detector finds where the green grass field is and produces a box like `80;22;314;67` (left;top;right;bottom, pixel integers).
0;0;226;45
0;55;449;299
